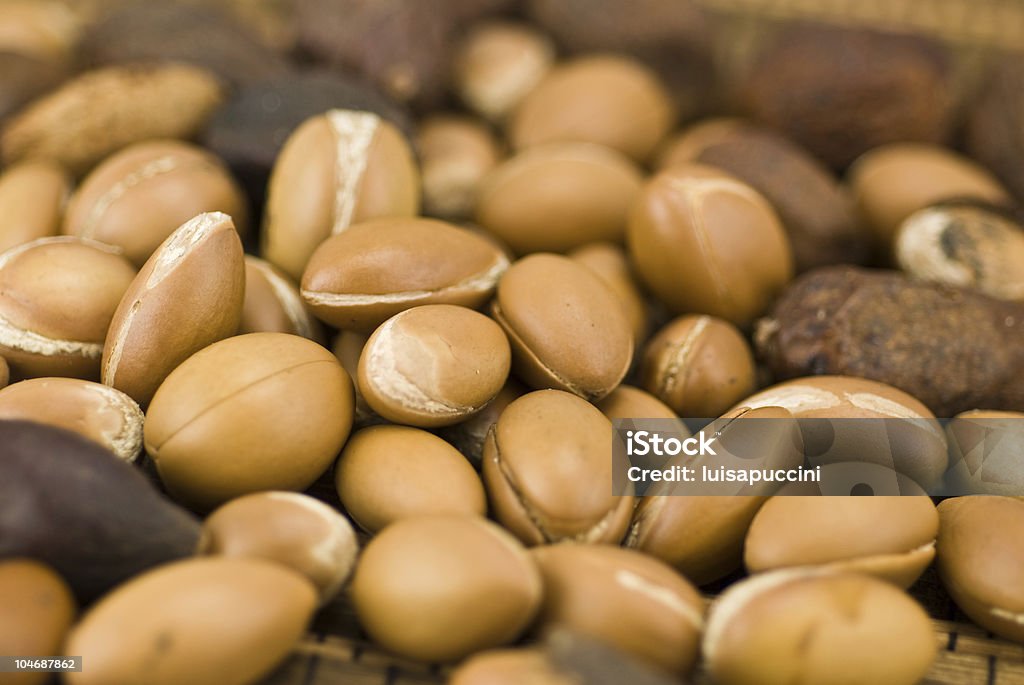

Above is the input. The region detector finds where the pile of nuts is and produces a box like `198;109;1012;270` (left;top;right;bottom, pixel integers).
0;1;1023;685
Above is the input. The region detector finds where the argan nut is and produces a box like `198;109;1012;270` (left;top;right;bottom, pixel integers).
640;315;756;418
0;1;79;61
492;254;632;400
240;256;324;343
450;648;574;685
331;330;380;426
198;492;359;603
482;389;634;545
357;305;511;428
0;559;75;685
419;114;501;221
64;558;316;685
937;496;1024;642
629;164;793;326
351;515;542;662
510;55;675;163
704;569;936;685
0;236;136;380
967;57;1024;203
144;332;355;511
0;378;143;461
102;212;245;406
301;218;509;332
0;420;200;602
895;202;1024;300
437;378;527;468
597;384;678;422
0;159;69;254
454;21;556;122
335;425;486;533
945;411;1024;496
477;143;643;255
848;143;1009;252
64;140;249;267
568;242;649;345
1;63;224;176
657;118;748;169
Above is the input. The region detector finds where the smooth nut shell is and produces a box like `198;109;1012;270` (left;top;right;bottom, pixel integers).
0;559;75;685
0;159;69;254
240;256;324;342
450;648;573;685
596;384;678;423
419;115;501;220
568;242;649;345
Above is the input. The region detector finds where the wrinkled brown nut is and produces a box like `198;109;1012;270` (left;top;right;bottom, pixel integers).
0;159;69;254
438;378;527;468
240;256;324;343
419;115;501;221
568;242;649;346
0;559;76;685
945;410;1024;496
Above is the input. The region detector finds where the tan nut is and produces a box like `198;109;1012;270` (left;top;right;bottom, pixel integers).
240;256;324;343
568;241;649;346
0;159;70;254
418;114;501;221
0;559;76;685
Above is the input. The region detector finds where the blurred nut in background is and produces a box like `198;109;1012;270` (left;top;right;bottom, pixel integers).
568;242;649;347
418;115;501;221
967;56;1024;205
0;559;76;685
0;52;68;125
449;648;572;685
0;1;78;62
596;384;679;423
0;159;68;254
240;256;324;342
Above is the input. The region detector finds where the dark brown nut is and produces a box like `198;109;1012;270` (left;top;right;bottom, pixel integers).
64;558;316;685
102;212;244;406
0;160;69;254
755;266;1024;416
0;236;136;381
477;143;643;256
1;64;224;176
262;109;420;281
144;332;355;511
704;569;936;685
737;24;953;169
568;242;649;346
438;378;527;468
454;21;556;123
597;384;678;422
657;118;748;169
450;648;574;685
967;57;1024;204
240;256;324;343
302;218;509;332
64;140;249;267
351;515;542;662
531;545;703;674
937;496;1024;643
492;254;633;400
510;55;675;163
419;115;501;221
0;52;68;124
640;315;756;418
629;164;793;326
0;378;143;461
0;420;200;602
848;143;1009;252
482;389;634;545
945;410;1024;496
198;491;359;603
0;559;75;685
336;425;486;533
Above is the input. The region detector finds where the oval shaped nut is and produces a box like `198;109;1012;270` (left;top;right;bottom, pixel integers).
482;390;634;545
301;218;509;332
351;515;542;662
198;492;359;604
102;212;245;406
358;305;511;427
64;558;316;685
0;159;69;254
0;378;143;461
510;55;675;163
945;410;1024;496
0;559;75;685
0;1;79;61
568;241;649;346
0;236;136;380
144;332;355;511
262;109;420;281
240;256;324;343
64;140;249;267
704;569;936;685
744;496;938;588
450;649;573;685
492;254;632;401
419;115;501;221
437;378;527;468
597;384;679;422
641;315;756;418
336;425;486;533
476;143;643;255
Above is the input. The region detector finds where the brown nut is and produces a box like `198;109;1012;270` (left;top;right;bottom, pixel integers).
0;377;143;461
0;236;136;380
640;315;756;418
597;384;678;423
437;378;527;468
937;496;1024;643
628;164;793;326
419;114;501;221
704;569;936;685
331;330;380;426
335;425;486;533
477;143;643;255
0;159;69;254
64;140;249;267
568;242;649;346
0;1;79;62
102;212;244;406
450;648;573;685
657;118;748;169
945;410;1024;496
301;217;509;332
64;558;316;685
967;57;1024;204
198;491;359;604
144;332;355;511
492;254;633;401
0;559;75;685
240;256;324;343
262;109;420;281
482;389;634;545
351;515;542;662
510;55;675;163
